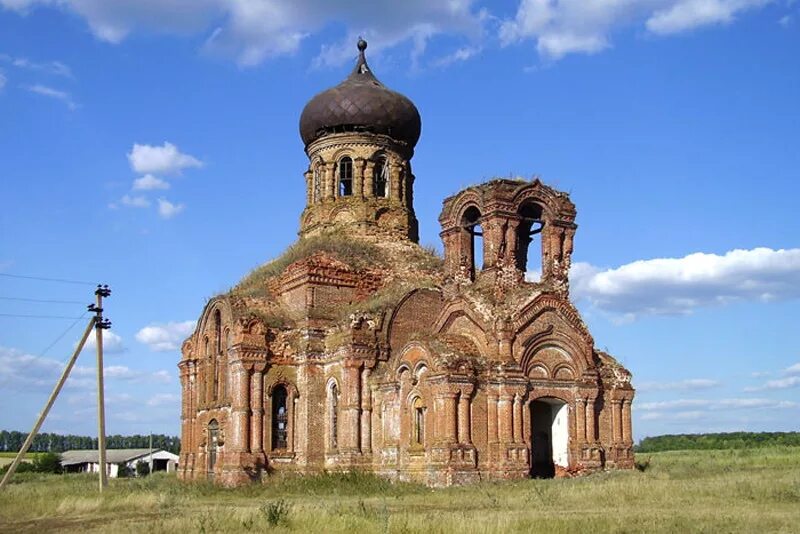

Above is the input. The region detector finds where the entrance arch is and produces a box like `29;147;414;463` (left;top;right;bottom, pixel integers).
207;419;219;480
530;398;568;478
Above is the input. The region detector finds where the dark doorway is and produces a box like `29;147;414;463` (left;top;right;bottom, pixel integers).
530;398;568;478
207;419;219;480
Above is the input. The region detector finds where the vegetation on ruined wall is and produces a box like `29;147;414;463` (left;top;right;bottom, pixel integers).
2;447;799;533
636;431;800;452
229;233;443;299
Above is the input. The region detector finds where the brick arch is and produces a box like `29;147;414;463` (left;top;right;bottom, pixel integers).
392;341;434;377
329;147;356;162
510;182;575;222
513;295;594;347
196;297;236;340
386;288;445;355
521;343;580;378
432;302;493;357
265;380;298;398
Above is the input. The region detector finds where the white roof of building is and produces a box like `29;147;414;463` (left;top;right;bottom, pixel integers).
60;449;177;466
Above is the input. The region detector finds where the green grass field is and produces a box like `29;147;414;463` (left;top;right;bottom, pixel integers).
1;447;798;533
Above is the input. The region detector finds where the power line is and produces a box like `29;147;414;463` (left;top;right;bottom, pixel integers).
0;313;86;320
0;273;96;286
39;312;90;357
0;296;85;305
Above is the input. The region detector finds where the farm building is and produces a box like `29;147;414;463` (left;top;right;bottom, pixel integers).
178;39;635;487
61;449;178;477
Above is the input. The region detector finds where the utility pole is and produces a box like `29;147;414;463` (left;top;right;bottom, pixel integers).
89;285;112;492
0;285;108;491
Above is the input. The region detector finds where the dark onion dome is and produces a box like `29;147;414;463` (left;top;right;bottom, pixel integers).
299;39;421;148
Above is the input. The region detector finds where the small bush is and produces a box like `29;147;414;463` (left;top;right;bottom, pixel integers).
135;460;150;477
260;499;290;526
635;457;651;472
117;463;134;478
0;461;36;475
32;452;62;474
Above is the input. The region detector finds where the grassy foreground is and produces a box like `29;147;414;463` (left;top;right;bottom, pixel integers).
1;447;798;533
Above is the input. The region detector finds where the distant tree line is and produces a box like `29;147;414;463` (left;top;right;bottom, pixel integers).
636;432;800;452
0;430;180;454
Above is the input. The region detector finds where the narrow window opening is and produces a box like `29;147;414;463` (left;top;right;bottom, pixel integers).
413;397;425;446
516;203;544;278
462;206;483;278
272;385;288;450
213;310;221;401
338;157;353;197
313;164;322;202
374;158;388;198
330;383;339;450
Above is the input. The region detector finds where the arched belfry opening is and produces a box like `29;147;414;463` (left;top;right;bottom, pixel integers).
462;206;483;278
530;398;569;478
374;157;389;198
516;202;544;277
338;157;353;197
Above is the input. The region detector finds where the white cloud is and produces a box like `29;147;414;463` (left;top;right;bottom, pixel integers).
136;320;196;351
0;346;92;390
128;142;202;175
570;247;800;319
0;70;6;90
132;174;170;191
638;397;799;411
746;362;800;391
432;45;482;67
500;0;775;60
1;0;486;68
24;83;77;109
80;329;126;354
104;365;171;383
147;392;179;407
750;376;800;390
646;0;772;35
120;194;150;208
637;378;720;392
157;198;185;219
1;54;73;77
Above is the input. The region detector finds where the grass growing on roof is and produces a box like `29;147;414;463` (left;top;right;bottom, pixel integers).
228;234;443;299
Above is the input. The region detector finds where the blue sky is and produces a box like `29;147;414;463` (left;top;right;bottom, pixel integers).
1;1;798;442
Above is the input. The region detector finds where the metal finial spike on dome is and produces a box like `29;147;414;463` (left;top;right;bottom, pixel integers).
353;38;371;75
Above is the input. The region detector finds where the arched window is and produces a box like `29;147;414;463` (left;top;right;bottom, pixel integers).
516;202;544;277
412;397;425;446
338;157;353;197
271;385;288;450
312;164;322;202
462;206;483;279
212;310;221;401
374;158;388;198
329;382;339;450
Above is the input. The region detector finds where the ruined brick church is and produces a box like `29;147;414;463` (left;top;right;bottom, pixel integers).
178;40;634;486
